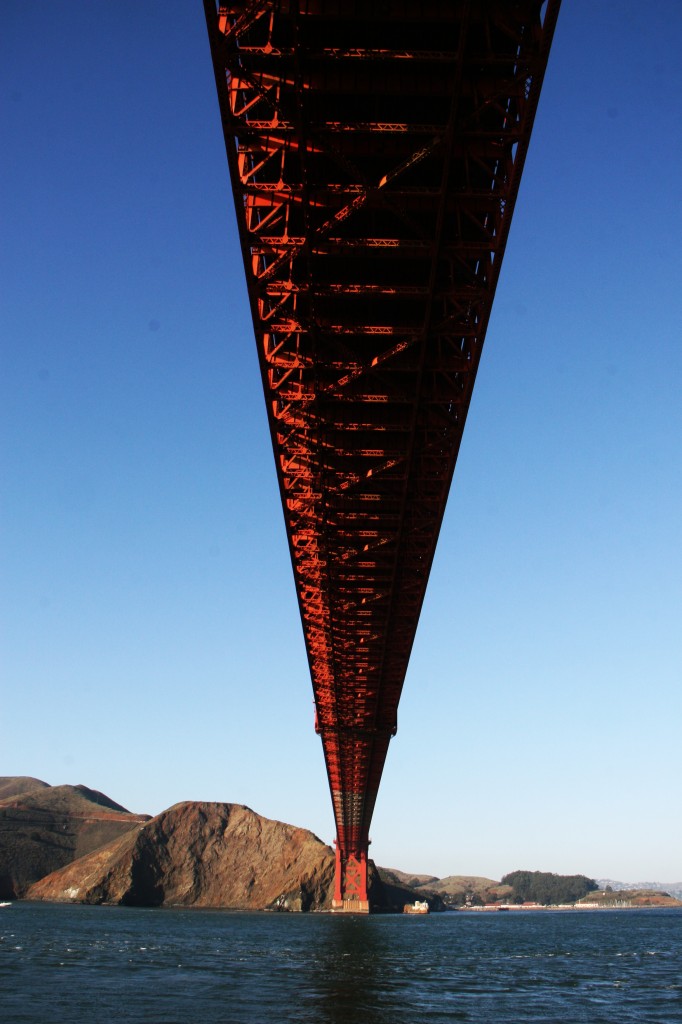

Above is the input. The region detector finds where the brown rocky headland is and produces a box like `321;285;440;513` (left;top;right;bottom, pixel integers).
27;801;337;911
24;800;441;913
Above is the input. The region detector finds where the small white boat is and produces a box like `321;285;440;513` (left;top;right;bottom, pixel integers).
0;902;12;908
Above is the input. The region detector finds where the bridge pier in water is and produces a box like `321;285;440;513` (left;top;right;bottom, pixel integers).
331;844;369;914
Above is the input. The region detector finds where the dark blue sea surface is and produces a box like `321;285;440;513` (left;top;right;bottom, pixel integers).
1;902;680;1023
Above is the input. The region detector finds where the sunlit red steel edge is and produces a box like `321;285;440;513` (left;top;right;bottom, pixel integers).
205;0;560;909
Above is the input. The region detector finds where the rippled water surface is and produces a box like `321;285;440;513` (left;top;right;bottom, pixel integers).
1;903;680;1023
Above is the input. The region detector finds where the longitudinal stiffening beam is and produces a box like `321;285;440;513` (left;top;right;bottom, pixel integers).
205;0;560;911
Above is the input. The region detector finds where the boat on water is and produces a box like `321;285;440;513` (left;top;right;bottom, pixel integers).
403;900;429;915
0;902;12;908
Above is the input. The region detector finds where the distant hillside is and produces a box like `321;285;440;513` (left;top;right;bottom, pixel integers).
374;869;446;912
0;777;50;801
1;783;132;816
580;889;682;908
380;867;439;889
598;879;682;902
414;874;508;906
0;779;149;898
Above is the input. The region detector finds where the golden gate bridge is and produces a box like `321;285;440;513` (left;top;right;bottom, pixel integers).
204;0;561;911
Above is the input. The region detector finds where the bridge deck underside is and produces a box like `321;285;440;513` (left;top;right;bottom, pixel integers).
206;0;559;861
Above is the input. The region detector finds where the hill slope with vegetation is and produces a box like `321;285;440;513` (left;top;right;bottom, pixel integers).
500;870;598;905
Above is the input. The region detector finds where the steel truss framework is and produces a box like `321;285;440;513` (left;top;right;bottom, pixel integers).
205;0;560;907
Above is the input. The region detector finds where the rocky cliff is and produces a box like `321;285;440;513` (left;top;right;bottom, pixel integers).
27;802;337;911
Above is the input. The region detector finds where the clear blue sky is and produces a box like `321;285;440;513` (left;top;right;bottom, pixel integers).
2;2;680;884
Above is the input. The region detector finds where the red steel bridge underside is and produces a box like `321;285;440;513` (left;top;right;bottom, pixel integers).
205;0;560;911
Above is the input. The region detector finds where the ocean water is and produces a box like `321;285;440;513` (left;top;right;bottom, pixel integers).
1;903;680;1023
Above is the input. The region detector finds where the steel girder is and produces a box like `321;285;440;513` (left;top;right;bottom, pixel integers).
205;0;560;890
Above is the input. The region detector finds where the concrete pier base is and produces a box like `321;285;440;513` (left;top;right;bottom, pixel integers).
333;844;369;911
331;898;370;914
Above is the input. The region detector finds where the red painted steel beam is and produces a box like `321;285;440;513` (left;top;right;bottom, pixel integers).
205;0;560;902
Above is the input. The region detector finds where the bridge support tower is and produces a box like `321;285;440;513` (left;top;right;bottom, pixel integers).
331;843;369;914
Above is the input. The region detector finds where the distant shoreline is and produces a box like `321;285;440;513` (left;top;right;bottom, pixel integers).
458;904;682;912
